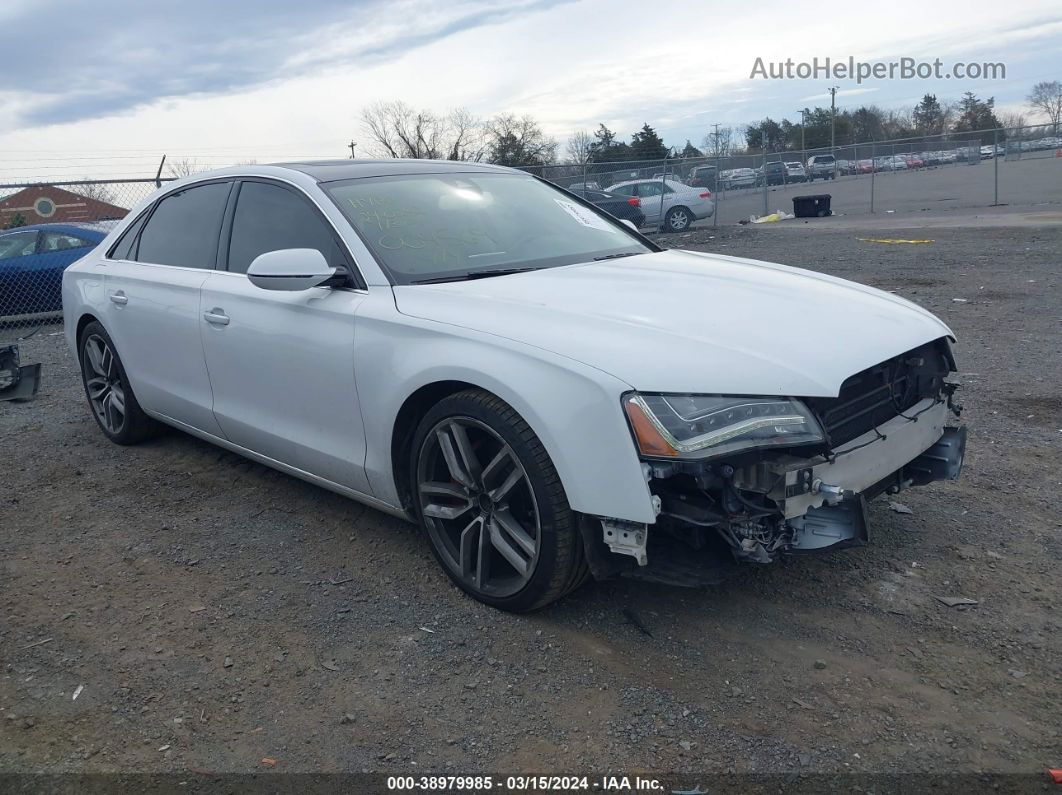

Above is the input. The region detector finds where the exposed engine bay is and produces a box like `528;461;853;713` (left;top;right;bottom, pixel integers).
588;338;966;586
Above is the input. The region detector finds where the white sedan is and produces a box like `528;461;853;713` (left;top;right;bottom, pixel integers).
63;160;966;611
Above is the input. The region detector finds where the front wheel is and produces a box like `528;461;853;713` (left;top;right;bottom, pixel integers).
663;206;692;232
411;390;588;611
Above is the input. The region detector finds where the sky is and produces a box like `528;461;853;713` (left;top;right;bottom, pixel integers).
0;0;1060;181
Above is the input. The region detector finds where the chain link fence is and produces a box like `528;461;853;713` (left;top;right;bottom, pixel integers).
1;125;1060;338
520;124;1061;229
0;179;172;338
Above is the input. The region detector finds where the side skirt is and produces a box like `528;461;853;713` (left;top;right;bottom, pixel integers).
145;410;413;523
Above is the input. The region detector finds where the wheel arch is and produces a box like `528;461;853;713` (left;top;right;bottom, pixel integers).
75;312;101;346
390;379;480;515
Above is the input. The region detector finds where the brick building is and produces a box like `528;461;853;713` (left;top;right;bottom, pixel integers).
0;185;127;227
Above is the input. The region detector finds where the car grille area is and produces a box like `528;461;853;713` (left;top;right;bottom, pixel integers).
805;339;952;448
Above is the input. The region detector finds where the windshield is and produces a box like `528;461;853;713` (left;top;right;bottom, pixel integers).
324;172;652;284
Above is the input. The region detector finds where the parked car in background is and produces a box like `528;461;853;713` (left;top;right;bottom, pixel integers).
806;155;836;181
0;222;111;318
608;178;714;232
873;155;908;171
756;161;788;186
855;159;875;174
784;162;807;182
898;153;924;169
63;159;966;611
566;187;646;228
687;165;718;190
719;168;757;190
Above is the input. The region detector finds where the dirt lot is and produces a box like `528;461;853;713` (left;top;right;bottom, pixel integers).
706;154;1062;226
1;220;1060;786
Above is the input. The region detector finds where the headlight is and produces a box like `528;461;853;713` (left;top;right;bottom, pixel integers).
623;393;825;459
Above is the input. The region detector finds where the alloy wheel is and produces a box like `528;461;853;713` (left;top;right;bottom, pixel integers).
82;334;126;434
669;209;690;230
417;417;541;597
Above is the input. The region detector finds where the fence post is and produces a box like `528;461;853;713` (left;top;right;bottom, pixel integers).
870;141;875;213
761;151;768;216
993;127;999;206
713;152;719;228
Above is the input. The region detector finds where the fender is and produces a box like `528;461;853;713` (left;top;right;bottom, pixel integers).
353;292;656;524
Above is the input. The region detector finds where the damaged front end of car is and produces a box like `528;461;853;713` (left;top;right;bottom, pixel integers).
586;338;965;586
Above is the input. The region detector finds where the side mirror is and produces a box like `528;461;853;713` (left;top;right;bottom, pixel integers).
246;248;335;291
621;220;638;231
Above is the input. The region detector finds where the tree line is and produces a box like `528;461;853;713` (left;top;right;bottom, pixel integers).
744;84;1061;152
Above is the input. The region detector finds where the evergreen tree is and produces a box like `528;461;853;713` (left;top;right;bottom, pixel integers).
680;139;702;158
629;123;668;160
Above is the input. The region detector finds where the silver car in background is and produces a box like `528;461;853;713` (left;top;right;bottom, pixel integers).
607;178;714;232
719;168;757;190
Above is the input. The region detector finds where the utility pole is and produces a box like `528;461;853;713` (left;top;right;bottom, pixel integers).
348;140;357;159
829;86;839;178
711;124;720;228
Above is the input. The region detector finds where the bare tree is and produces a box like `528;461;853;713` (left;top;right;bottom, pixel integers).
1027;80;1062;133
483;113;557;167
565;131;593;163
445;108;486;162
167;157;202;178
998;111;1027;132
701;125;734;158
73;179;116;205
361;101;484;161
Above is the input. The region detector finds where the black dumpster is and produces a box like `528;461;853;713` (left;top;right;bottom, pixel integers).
793;194;832;218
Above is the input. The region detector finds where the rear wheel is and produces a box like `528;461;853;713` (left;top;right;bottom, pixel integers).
411;389;587;611
78;321;159;445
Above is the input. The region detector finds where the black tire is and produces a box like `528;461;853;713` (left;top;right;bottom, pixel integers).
410;389;587;612
663;206;692;232
78;320;159;445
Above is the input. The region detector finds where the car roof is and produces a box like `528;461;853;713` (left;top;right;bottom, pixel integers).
0;222;110;236
272;158;518;183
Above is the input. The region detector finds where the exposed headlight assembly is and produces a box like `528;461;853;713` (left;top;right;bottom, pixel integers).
624;393;825;459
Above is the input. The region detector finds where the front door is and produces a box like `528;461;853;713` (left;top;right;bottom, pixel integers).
199;179;371;493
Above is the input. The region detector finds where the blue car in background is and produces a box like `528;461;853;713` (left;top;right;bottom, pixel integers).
0;222;112;318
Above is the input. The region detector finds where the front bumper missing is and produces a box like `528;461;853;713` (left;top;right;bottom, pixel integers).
774;399;949;519
596;398;966;584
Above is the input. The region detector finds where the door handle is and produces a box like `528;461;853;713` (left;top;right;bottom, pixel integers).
109;291;128;305
203;309;229;326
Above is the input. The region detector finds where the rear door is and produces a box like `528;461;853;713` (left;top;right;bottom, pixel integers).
199;179;371;492
103;181;232;435
36;230;96;313
631;182;666;223
0;229;42;316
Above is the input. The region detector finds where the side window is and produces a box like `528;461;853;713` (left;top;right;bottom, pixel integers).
109;212;149;260
226;181;342;275
136;182;231;269
42;232;91;252
0;231;38;260
610;184;635;197
636;183;663;197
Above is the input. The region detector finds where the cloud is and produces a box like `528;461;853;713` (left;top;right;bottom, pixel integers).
0;0;571;126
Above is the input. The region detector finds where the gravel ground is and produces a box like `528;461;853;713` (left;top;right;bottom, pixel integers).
1;220;1060;785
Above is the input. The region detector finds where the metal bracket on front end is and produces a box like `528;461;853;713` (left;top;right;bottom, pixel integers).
0;344;41;402
601;519;648;566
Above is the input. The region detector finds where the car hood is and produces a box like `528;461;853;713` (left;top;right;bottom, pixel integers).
392;250;953;397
